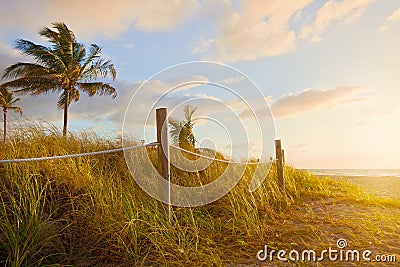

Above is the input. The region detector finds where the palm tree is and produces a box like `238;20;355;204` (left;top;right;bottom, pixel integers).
1;22;116;137
0;86;22;142
169;105;197;151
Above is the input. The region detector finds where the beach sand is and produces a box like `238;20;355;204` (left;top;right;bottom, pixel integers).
257;175;400;266
329;175;400;199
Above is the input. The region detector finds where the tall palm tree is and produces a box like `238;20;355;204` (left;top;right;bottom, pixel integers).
0;86;22;142
1;22;117;137
169;105;197;151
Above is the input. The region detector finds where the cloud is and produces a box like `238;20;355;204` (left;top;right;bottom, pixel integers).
240;85;373;119
271;85;373;117
300;0;374;42
6;73;217;134
379;7;400;32
219;76;245;85
0;0;378;65
378;25;389;32
196;0;314;63
387;7;400;21
15;94;62;122
0;41;25;77
9;81;133;126
192;37;214;54
273;85;374;117
0;0;197;40
195;0;372;62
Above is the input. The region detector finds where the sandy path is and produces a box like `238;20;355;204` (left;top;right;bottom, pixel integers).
252;176;400;267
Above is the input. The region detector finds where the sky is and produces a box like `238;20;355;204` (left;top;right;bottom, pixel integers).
0;0;399;169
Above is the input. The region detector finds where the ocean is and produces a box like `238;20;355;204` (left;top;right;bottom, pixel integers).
303;169;400;178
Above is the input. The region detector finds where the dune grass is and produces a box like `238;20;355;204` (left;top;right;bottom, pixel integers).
0;124;398;266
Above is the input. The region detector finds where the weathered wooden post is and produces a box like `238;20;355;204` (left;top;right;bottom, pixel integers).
275;139;285;192
282;149;285;164
156;108;171;219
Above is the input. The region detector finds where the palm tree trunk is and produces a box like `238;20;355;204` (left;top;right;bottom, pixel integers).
3;108;7;143
62;90;69;137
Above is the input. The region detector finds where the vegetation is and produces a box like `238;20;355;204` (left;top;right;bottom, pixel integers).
0;86;22;142
0;124;398;266
1;22;117;137
169;105;197;151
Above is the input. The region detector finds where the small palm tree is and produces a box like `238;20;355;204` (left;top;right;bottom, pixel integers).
1;22;116;137
169;105;197;151
0;86;22;142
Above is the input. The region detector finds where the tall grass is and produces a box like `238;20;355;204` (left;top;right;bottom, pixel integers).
0;123;333;266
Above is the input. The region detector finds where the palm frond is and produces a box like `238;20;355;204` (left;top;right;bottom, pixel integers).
57;88;80;109
39;26;58;40
74;43;86;64
77;82;117;98
3;77;61;95
57;91;68;109
81;57;116;81
9;106;23;115
10;97;21;105
0;86;23;114
169;105;198;149
39;26;62;50
53;22;76;63
0;87;6;106
14;39;66;71
168;117;183;145
2;62;52;79
183;105;197;124
80;44;101;72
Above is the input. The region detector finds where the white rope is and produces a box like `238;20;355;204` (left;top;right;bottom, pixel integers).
0;142;269;165
170;145;268;165
0;143;159;164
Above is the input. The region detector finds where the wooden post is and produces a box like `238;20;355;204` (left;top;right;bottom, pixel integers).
275;139;285;192
156;108;171;219
282;149;285;164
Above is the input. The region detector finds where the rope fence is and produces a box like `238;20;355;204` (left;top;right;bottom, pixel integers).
0;108;285;220
0;108;284;193
0;143;268;165
170;145;267;165
0;143;159;164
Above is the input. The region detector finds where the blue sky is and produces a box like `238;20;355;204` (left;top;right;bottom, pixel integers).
0;0;399;168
